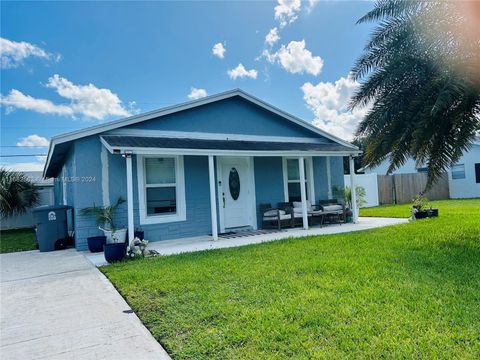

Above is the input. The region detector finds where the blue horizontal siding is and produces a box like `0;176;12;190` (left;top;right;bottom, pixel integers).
125;97;332;142
254;157;285;226
313;157;329;201
71;137;111;250
330;156;345;201
131;155;213;241
54;137;346;249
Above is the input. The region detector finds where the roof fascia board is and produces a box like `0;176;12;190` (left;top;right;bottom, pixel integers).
100;143;361;158
43;140;55;178
107;129;327;144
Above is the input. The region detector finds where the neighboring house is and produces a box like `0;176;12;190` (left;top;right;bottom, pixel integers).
0;171;54;230
44;89;360;250
362;138;480;199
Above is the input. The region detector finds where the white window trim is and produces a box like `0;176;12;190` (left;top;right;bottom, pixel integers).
137;155;186;225
282;157;315;203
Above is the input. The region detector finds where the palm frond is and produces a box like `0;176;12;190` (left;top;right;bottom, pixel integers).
0;168;39;218
351;0;480;189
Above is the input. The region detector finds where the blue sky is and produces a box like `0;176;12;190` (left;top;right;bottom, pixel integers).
1;0;374;170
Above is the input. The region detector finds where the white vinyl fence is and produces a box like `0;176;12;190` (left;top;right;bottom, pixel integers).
0;186;54;230
344;173;379;208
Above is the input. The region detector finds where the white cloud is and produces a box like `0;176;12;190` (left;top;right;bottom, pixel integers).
263;40;323;76
274;0;301;27
265;27;280;46
260;49;277;64
301;74;371;140
17;134;49;147
306;0;319;13
0;89;74;116
212;42;226;59
227;64;258;80
0;74;132;121
188;87;208;100
0;37;60;69
46;75;131;120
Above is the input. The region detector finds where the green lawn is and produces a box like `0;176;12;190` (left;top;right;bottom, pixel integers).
359;199;476;218
0;228;37;254
102;199;480;359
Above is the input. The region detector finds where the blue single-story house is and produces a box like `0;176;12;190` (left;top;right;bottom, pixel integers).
44;89;361;250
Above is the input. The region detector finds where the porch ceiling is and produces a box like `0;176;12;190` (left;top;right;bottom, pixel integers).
100;135;358;155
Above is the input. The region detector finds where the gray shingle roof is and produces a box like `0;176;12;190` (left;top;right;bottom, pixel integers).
101;135;354;152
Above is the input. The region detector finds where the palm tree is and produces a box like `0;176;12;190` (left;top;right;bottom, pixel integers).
350;0;480;187
0;168;39;218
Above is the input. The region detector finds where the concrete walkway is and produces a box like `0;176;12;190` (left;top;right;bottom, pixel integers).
0;250;170;360
87;216;408;266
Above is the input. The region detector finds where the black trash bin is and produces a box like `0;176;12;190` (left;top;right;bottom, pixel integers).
32;205;73;252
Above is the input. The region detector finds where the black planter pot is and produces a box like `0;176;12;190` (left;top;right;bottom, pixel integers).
414;208;439;219
415;211;429;219
87;236;106;253
428;208;439;217
104;242;126;263
134;230;145;240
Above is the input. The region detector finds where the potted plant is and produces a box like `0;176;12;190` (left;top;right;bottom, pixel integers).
412;193;439;219
80;197;127;262
345;208;354;223
344;185;367;222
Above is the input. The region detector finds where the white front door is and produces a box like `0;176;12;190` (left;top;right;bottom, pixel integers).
217;157;255;231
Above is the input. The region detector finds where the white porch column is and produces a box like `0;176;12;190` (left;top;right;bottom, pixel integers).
326;156;332;199
208;155;218;241
349;155;358;223
298;157;309;230
125;153;135;243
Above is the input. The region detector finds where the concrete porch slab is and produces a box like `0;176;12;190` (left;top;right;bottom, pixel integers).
85;217;408;267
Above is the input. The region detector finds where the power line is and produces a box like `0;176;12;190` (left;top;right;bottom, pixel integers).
1;154;47;157
0;146;48;148
1;125;77;130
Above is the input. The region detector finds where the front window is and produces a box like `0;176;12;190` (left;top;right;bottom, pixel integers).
285;158;309;202
451;164;465;180
475;163;480;183
138;155;186;224
145;157;177;215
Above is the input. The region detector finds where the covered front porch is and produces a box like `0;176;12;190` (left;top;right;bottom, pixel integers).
85;216;408;266
100;134;362;244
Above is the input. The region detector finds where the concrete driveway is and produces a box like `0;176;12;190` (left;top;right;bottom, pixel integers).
0;249;170;360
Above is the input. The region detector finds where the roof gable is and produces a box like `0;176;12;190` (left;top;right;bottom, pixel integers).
121;96;330;141
44;89;358;177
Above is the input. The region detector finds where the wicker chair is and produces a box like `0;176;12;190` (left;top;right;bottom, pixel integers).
278;201;319;227
260;203;293;230
318;199;345;224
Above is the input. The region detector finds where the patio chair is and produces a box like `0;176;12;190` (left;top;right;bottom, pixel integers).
278;201;318;227
318;199;345;224
260;203;293;230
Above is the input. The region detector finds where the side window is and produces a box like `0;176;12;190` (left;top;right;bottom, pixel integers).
451;164;465;180
475;163;480;184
